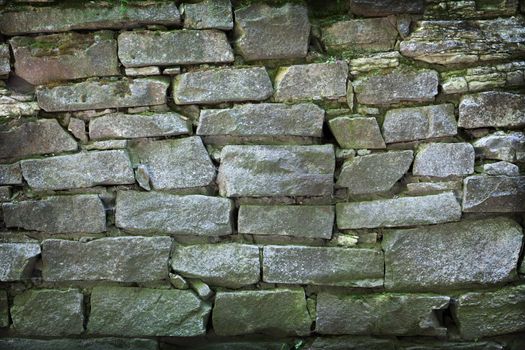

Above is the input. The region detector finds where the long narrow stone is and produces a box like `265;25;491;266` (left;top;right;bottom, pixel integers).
0;338;158;350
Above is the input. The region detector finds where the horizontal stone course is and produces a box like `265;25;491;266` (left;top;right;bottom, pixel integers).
183;0;233;30
473;131;525;162
458;91;525;128
0;291;7;328
329;116;386;149
0;242;41;281
413;143;475;178
0;338;158;350
350;0;425;16
462;175;525;212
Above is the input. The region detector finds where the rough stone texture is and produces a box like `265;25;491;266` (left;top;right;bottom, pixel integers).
182;0;233;30
425;0;519;19
274;62;348;102
0;119;77;162
36;77;169;112
454;284;525;339
473;131;525;162
118;30;233;67
350;0;425;16
382;218;523;291
458;92;525;128
125;66;161;76
0;290;7;328
337;151;413;194
398;340;506;350
309;336;396;350
329;116;386;149
213;288;311;336
238;205;334;239
336;192;461;229
263;245;384;287
406;181;462;196
11;289;84;336
115;191;232;236
413;143;475;178
89;112;190;140
128;137;215;191
484;161;520;176
170;243;260;288
234;3;310;61
0;338;158;350
10;31;119;85
349;52;401;75
316;292;450;336
20;150;135;190
174;67;273;104
0;44;11;78
68;117;87;142
462;175;525;212
0;101;40;118
0;242;41;281
0;163;22;185
218;145;335;197
3;195;106;234
88;286;210;337
382;104;457;143
42;236;172;282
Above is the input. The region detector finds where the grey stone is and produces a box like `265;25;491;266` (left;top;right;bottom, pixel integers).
0;101;39;118
382;104;457;143
0;338;158;350
309;336;396;350
88;286;210;337
0;44;10;78
182;0;233;30
174;67;273;104
189;280;214;301
0;163;22;185
458;92;525;128
218;145;335;197
115;191;232;236
3;195;106;234
171;243;260;288
0;290;7;328
336;192;461;229
125;66;161;76
329;116;386;149
483;161;520;176
11;289;84;336
263;245;384;287
406;181;462;196
36;77;169;112
238;205;334;239
425;0;518;19
85;140;128;151
169;273;189;290
398;340;505;350
0;186;11;202
316;292;449;336
89;112;190;140
118;30;233;67
337;151;413;194
473;131;525;162
68;117;87;142
42;236;172;282
274;62;348;102
382;218;523;291
212;288;311;336
234;3;310;61
349;51;401;75
350;0;425;16
413;143;475;177
462;175;525;212
0;242;40;281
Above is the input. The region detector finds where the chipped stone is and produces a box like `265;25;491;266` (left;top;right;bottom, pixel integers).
182;0;233;30
473;131;525;162
350;0;425;16
458;92;525;128
0;242;41;281
329;116;386;149
68;117;87;142
483;161;519;176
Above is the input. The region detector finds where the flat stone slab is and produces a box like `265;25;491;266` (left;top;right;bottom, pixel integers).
382;217;523;291
0;163;22;185
182;0;233;30
0;338;158;350
42;236;172;282
329;116;386;149
171;243;260;288
310;337;396;350
238;205;334;239
413;143;475;178
349;0;425;16
115;191;232;236
212;288;311;336
473;131;525;162
336;192;462;229
88;286;210;337
0;242;41;281
458;92;525;128
218;145;335;197
3;194;106;234
462;175;525;212
263;245;384;287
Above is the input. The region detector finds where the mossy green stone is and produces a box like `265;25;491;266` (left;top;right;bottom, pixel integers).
329;116;386;149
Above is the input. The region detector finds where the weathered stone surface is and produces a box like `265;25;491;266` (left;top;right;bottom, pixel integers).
174;67;273;104
353;68;438;105
234;3;310;61
0;242;40;281
0;2;181;35
118;30;233;67
3;195;106;234
316;292;449;336
274;62;348;102
329;116;386;149
0;163;22;185
0;186;11;202
350;52;401;75
458;92;525;128
0;44;10;77
413;143;475;177
128;137;215;191
68;117;87;142
382;104;457;143
11;289;84;336
125;66;161;76
218;145;335;197
462;175;525;212
398;340;506;350
0;119;77;162
115;191;232;236
0;101;39;118
336;192;461;229
406;181;462;196
350;0;425;16
473;131;525;162
454;284;525;339
309;336;396;350
425;0;519;19
10;31;119;85
382;218;523;291
88;286;210;337
484;161;520;176
0;338;158;350
213;288;311;336
263;245;384;287
0;290;7;328
171;243;260;288
238;205;334;239
182;0;233;30
337;151;413;194
190;280;214;301
85;140;128;151
42;236;172;282
36;77;169;112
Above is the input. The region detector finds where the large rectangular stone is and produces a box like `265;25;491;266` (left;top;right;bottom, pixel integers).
0;163;22;185
462;175;525;212
413;143;475;178
183;0;233;30
218;145;335;197
336;192;462;229
458;92;525;128
263;245;384;287
42;236;172;283
0;242;41;281
0;338;158;350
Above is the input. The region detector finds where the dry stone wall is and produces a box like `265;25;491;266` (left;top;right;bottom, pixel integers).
0;0;524;349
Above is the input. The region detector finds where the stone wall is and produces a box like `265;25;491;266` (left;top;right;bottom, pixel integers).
0;0;524;349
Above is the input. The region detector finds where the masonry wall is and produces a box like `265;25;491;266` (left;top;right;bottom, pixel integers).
0;0;524;349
